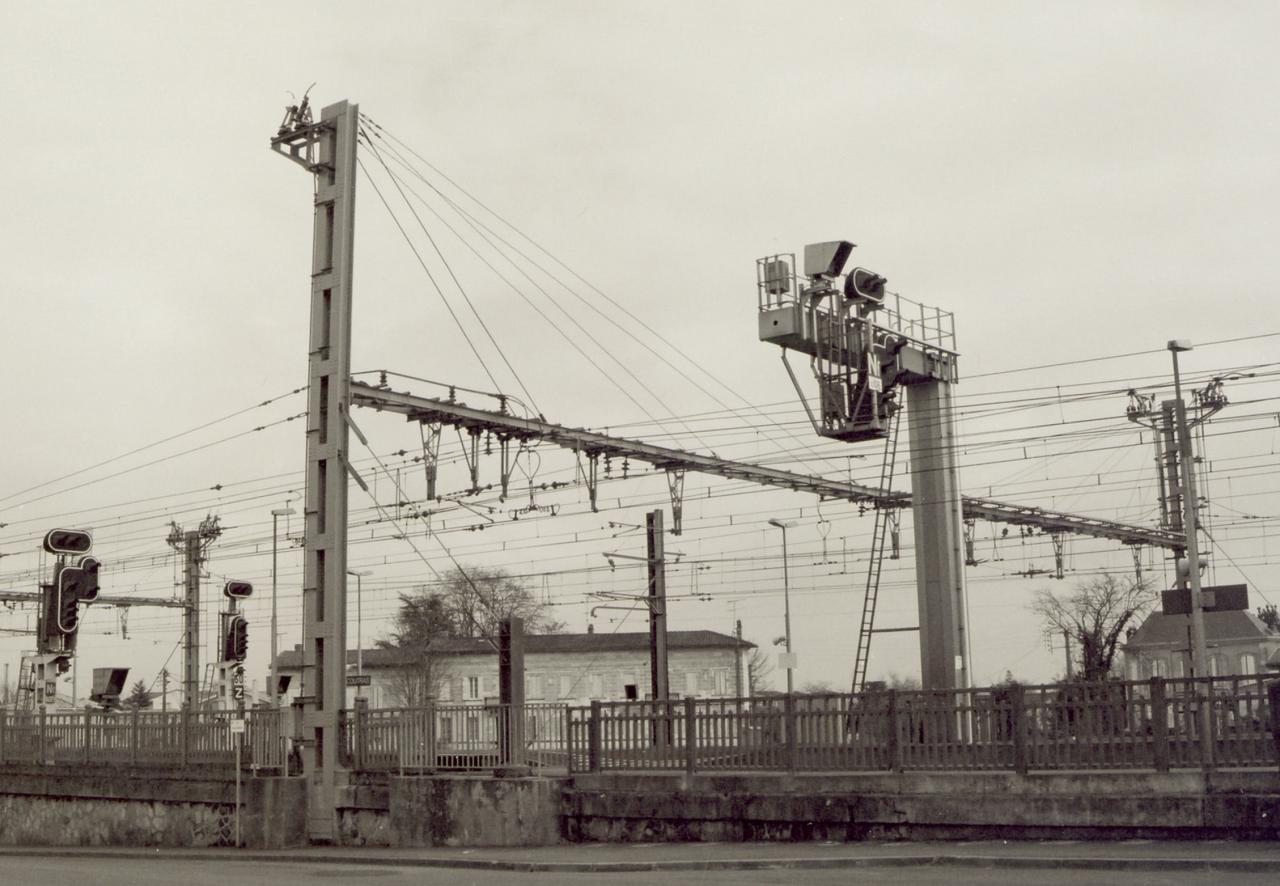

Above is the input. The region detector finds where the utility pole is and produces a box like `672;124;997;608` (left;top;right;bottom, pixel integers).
166;515;222;711
1062;629;1074;679
734;619;744;699
161;668;169;713
646;510;669;704
1169;341;1213;766
273;96;357;841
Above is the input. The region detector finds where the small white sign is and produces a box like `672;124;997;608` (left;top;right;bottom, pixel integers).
778;652;798;670
229;718;246;735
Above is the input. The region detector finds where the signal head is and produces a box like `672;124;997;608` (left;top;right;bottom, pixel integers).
224;580;254;600
844;267;887;307
77;556;101;603
43;528;93;556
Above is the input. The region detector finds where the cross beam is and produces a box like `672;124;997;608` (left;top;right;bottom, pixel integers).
350;381;1182;550
0;591;186;608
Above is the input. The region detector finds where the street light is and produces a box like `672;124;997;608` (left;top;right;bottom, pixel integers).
270;506;296;705
1168;339;1213;764
348;568;373;698
767;518;798;695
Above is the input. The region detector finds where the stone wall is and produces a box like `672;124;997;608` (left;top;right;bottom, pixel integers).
565;771;1280;842
0;765;305;848
336;774;565;847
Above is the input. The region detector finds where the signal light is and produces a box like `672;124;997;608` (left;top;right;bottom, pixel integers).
56;569;82;634
43;528;93;556
844;267;887;306
224;615;249;662
223;581;254;600
77;556;101;603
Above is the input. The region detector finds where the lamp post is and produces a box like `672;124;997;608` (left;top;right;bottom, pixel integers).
1169;340;1213;765
269;506;295;705
348;569;373;698
767;518;798;694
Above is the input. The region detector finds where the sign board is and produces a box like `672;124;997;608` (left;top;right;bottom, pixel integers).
231;664;245;702
1161;584;1249;616
229;718;246;735
777;652;798;670
345;674;372;687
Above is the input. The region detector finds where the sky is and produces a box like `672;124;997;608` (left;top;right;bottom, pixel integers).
1;2;1278;704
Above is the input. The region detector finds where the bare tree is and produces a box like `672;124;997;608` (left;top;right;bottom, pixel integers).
378;566;563;706
1257;605;1280;635
746;646;773;694
433;567;564;639
377;592;453;707
1031;574;1156;682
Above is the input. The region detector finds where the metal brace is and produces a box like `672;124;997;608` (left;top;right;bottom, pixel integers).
1131;544;1143;582
582;452;600;512
666;468;686;536
458;427;482;494
420;422;442;500
888;508;901;560
1051;531;1066;579
963;518;978;567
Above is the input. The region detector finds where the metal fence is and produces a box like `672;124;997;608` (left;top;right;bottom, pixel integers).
0;708;285;770
569;677;1280;775
340;702;570;774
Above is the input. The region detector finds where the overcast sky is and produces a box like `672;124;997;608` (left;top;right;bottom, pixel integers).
2;2;1278;701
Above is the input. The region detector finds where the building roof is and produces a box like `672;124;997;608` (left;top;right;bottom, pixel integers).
273;629;753;670
1124;609;1277;649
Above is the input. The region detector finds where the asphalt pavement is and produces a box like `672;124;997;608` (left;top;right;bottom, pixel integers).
2;839;1280;875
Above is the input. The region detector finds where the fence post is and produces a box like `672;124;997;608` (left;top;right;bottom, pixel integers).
1150;677;1169;773
784;694;798;773
130;708;140;766
588;700;602;773
1197;681;1214;772
885;690;901;772
684;697;698;777
1011;685;1028;775
83;710;91;765
38;706;47;765
0;710;6;765
353;698;368;771
180;707;190;769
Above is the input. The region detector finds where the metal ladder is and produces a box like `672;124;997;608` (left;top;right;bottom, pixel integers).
850;406;902;693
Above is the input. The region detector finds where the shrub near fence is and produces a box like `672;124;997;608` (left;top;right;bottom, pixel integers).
0;708;284;770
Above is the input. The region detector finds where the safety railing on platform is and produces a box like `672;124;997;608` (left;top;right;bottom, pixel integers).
0;707;285;770
568;676;1280;775
340;702;570;774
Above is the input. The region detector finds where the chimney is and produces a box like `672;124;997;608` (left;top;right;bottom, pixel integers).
587;624;595;634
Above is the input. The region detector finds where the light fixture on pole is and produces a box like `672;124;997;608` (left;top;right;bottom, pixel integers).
347;569;373;698
269;506;296;705
767;518;799;694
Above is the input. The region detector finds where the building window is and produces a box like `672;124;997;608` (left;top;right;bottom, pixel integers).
1171;655;1185;679
465;715;479;742
1150;658;1166;678
684;671;699;697
526;673;543;700
438;716;453;744
559;675;574;700
465;676;481;700
588;674;604;699
436;679;452;702
1209;654;1226;677
1239;653;1258;675
713;669;729;695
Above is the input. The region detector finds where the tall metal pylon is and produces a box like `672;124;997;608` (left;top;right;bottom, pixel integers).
272;97;357;841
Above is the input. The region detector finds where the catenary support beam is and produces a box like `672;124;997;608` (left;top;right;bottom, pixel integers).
350;381;1183;550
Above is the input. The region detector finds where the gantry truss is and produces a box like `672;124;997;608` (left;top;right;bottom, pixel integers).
350;380;1182;550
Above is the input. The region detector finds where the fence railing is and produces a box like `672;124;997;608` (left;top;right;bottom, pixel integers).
569;676;1280;776
0;707;285;770
340;702;570;774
